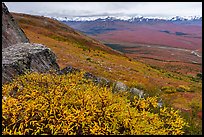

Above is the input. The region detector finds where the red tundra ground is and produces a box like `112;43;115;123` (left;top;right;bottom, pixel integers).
89;23;202;76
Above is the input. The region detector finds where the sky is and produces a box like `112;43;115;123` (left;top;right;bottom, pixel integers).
4;2;202;18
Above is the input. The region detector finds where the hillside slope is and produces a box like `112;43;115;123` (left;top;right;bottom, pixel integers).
12;12;202;113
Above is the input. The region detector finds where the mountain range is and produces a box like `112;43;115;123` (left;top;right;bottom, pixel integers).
53;15;202;25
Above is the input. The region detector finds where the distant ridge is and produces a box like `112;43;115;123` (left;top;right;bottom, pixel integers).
52;15;202;22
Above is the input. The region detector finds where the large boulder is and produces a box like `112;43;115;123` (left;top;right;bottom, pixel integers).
2;3;29;49
2;43;60;84
2;3;60;84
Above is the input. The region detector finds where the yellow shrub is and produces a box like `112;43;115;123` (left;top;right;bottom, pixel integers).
161;86;177;93
2;72;188;135
176;85;190;92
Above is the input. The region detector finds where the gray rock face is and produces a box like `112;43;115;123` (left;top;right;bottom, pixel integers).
2;43;60;84
129;88;144;98
2;3;60;84
2;3;29;49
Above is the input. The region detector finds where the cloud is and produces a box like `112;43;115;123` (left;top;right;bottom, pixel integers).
4;2;202;17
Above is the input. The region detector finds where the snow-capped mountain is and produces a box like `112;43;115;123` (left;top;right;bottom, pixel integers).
170;16;202;21
52;16;132;22
52;15;202;23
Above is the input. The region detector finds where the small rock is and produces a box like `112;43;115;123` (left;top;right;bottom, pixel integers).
129;88;144;98
83;72;97;79
97;77;111;87
3;96;7;101
83;72;111;87
114;81;127;92
158;99;163;107
58;66;80;75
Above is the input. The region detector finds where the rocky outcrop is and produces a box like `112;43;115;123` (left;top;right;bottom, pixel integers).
60;66;145;98
2;3;29;49
2;3;60;84
58;67;112;87
2;43;60;84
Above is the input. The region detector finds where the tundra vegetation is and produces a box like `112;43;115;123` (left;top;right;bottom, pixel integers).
2;72;188;135
5;13;201;135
